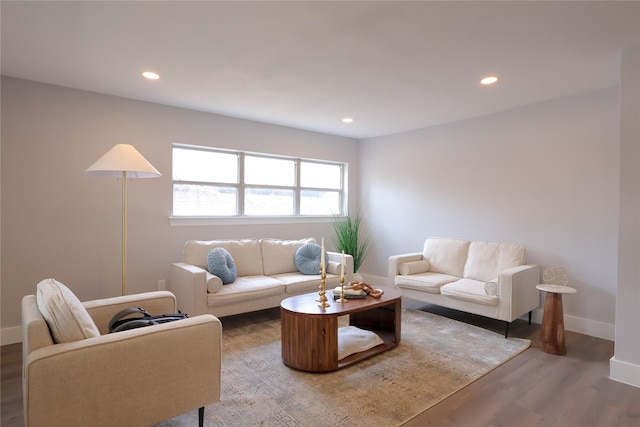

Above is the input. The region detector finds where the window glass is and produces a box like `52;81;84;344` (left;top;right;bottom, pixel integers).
300;190;340;215
245;156;294;186
244;188;294;215
173;184;237;216
173;147;237;183
300;162;342;189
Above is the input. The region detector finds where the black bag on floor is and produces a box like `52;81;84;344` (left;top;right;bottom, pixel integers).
108;307;187;333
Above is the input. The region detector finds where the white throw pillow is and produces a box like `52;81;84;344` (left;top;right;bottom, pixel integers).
399;260;431;275
327;261;341;275
484;280;498;296
36;278;100;343
337;326;384;360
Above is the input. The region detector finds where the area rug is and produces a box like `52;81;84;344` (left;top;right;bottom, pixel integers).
156;308;530;427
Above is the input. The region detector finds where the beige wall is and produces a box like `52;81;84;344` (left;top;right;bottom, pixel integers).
0;77;359;339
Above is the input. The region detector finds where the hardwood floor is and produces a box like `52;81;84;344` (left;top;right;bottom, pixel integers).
3;302;639;427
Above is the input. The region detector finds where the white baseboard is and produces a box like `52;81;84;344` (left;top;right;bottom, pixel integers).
364;274;615;341
610;357;640;388
1;326;22;345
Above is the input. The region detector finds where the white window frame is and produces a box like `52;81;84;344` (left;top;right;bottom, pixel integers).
171;144;346;224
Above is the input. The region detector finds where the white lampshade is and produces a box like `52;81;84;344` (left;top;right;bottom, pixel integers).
85;144;161;178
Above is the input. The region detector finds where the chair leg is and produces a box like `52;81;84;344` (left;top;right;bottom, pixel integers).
198;406;204;427
528;311;532;325
504;321;510;338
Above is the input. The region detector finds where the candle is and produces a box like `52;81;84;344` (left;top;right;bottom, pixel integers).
320;238;325;275
341;251;345;280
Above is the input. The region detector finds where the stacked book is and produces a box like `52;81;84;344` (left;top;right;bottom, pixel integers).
332;286;366;299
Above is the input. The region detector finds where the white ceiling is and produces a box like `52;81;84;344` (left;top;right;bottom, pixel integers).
2;1;640;139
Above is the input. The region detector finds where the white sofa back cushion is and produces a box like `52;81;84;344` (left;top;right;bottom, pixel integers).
184;239;264;276
463;241;525;282
422;238;470;277
261;238;315;276
36;278;101;343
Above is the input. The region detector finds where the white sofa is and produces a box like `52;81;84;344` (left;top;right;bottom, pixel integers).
388;237;540;337
171;238;354;317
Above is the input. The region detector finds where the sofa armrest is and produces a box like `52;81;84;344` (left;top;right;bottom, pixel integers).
170;262;210;316
388;252;424;286
24;314;222;427
498;264;541;321
83;291;177;335
327;251;354;282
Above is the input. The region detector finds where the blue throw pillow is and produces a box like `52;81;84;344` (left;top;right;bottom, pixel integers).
207;248;237;284
295;243;326;275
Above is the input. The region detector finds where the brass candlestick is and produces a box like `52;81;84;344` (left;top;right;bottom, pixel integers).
336;276;348;303
317;270;330;308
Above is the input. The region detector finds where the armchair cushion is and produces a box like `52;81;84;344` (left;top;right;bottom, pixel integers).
35;278;100;343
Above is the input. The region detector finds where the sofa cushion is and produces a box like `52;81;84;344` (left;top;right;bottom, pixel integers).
36;278;100;343
399;260;431;275
261;238;315;276
440;278;500;306
422;238;470;277
206;276;285;307
207;248;237;284
294;243;325;275
463;241;525;282
395;272;459;294
184;239;263;276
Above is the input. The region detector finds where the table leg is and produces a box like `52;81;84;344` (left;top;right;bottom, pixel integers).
539;292;566;355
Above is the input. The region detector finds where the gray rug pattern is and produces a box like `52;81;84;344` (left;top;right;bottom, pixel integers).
157;308;530;426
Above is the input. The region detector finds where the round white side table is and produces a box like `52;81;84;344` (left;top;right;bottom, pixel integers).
536;284;577;355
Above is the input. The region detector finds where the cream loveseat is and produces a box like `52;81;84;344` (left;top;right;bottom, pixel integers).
22;280;221;427
171;238;354;317
389;237;540;337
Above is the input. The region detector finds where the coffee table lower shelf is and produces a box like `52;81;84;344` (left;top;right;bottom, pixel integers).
280;287;401;373
337;330;396;369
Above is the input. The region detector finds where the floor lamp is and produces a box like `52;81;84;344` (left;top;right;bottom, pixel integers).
85;144;161;296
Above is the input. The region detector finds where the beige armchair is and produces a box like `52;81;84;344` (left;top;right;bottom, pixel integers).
22;288;222;427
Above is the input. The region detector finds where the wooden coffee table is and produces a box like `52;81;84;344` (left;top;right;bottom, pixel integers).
280;286;401;372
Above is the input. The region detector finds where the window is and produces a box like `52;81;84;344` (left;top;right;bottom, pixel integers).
172;145;345;217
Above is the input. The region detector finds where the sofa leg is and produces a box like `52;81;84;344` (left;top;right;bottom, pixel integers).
504;321;510;338
199;406;204;427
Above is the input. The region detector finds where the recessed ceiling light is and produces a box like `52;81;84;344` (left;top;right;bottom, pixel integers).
480;76;498;85
342;117;354;124
142;71;160;80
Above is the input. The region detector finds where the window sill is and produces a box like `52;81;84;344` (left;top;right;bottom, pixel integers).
169;216;341;227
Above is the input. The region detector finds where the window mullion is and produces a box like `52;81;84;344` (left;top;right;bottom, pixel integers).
238;152;245;216
295;159;301;215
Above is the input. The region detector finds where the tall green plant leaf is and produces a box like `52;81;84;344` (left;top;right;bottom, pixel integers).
330;211;370;273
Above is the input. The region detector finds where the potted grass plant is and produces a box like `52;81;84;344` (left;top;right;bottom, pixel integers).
330;210;371;275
